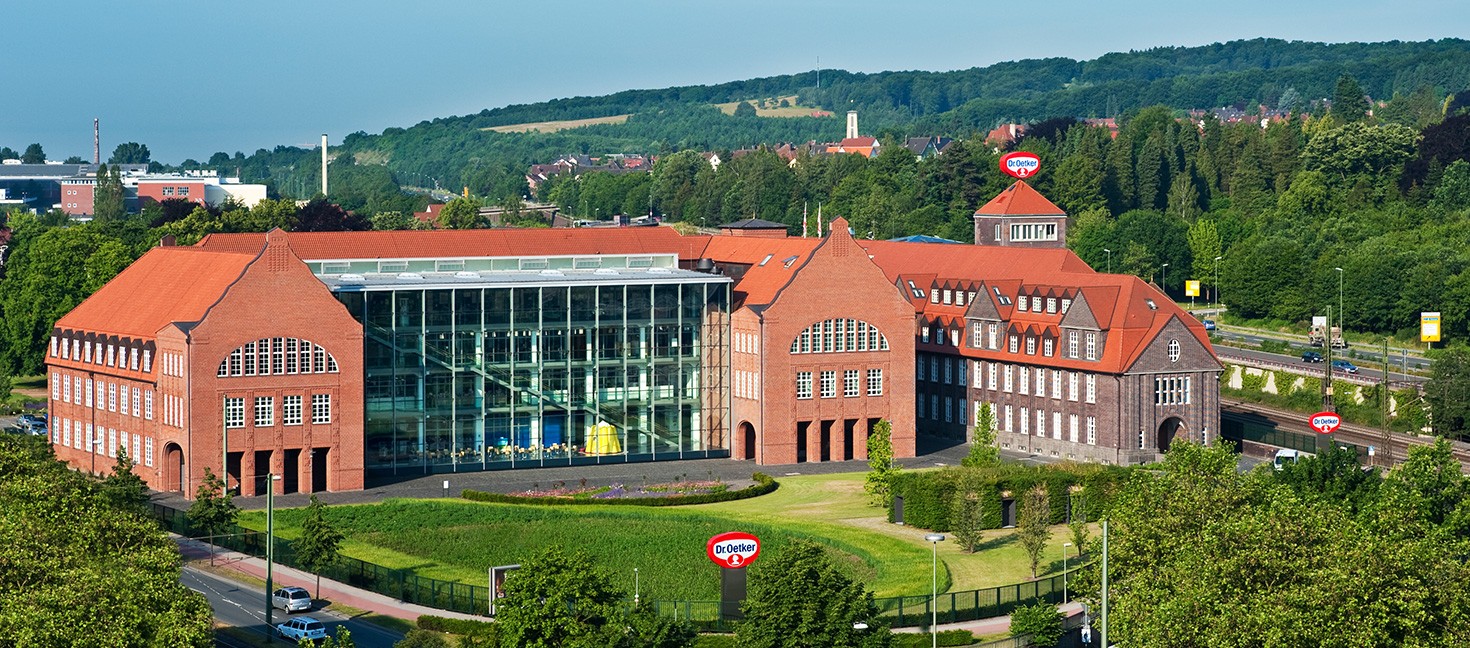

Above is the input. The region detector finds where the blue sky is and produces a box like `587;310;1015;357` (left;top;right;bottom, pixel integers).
5;0;1466;163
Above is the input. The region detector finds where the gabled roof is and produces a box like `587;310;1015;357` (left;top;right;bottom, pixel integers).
197;227;706;261
974;181;1065;217
720;218;789;230
695;236;819;308
54;246;258;339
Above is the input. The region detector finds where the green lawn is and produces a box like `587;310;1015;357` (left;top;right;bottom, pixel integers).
242;471;1079;602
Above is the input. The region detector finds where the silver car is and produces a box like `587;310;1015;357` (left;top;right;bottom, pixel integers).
276;616;327;642
272;586;313;613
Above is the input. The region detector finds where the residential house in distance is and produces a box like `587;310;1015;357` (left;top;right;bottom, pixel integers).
903;137;954;160
826;111;880;158
985;124;1026;149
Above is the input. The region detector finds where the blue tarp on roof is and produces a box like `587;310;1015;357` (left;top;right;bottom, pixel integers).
888;234;961;244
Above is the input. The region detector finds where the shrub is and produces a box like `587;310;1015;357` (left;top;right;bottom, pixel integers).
462;473;777;507
417;615;497;636
1009;602;1063;648
891;463;1131;532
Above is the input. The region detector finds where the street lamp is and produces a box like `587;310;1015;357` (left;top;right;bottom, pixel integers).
1334;267;1344;332
634;567;640;606
1214;255;1223;314
924;533;945;648
1063;542;1074;603
1102;248;1112;274
1161;263;1170;293
263;473;283;639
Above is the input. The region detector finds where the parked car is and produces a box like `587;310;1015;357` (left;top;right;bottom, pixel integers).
1301;351;1324;363
1332;359;1359;374
17;413;46;429
1201;319;1217;331
272;586;313;613
276;617;327;642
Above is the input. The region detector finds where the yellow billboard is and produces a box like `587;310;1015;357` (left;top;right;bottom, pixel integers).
1422;312;1442;342
1185;280;1200;297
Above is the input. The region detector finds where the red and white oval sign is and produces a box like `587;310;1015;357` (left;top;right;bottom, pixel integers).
999;151;1041;179
706;532;760;569
1310;411;1341;434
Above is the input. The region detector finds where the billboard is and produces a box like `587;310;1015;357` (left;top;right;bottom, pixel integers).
1422;312;1442;342
1185;280;1200;297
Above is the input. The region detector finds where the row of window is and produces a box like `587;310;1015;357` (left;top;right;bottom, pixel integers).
162;352;184;377
734;331;759;355
53;419;155;467
51;336;153;373
795;369;884;399
223;394;332;429
970;322;1099;361
218;338;339;378
1154;376;1193;406
929;288;974;307
735;370;760;400
917;354;967;387
54;373;154;420
158;186;191;196
789;319;890;355
1008;222;1059;242
163;393;185;428
994;403;1097;445
918;393;965;424
977;362;1097;404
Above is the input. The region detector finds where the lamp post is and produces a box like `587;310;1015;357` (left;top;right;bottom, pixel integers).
1161;263;1170;294
264;473;283;639
1102;248;1112;274
1063;542;1073;603
924;533;945;648
634;567;640;606
1334;267;1344;332
1214;255;1223;314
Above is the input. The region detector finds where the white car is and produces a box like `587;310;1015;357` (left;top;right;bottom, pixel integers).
276;616;327;642
272;586;313;613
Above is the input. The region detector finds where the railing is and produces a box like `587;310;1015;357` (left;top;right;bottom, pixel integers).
160;501;1081;629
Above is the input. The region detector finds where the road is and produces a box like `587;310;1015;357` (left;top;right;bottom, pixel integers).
1214;344;1426;386
181;567;404;648
1211;326;1431;372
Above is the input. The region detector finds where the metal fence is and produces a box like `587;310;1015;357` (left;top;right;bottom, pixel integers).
157;503;1078;626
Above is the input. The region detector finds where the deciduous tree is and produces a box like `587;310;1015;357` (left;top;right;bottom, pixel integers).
109;141;152;164
737;540;892;648
864;419;899;506
295;495;344;599
495;547;623;648
1016;485;1051;579
187;466;239;539
962;403;997;467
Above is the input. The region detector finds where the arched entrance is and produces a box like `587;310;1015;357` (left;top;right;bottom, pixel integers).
1156;417;1185;452
738;422;756;460
163;443;185;493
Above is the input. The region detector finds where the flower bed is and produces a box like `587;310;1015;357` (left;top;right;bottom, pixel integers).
463;473;775;507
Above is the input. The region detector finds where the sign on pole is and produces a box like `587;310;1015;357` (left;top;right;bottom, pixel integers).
707;532;761;568
998;151;1041;179
1309;411;1342;435
1185;280;1200;297
1421;312;1442;342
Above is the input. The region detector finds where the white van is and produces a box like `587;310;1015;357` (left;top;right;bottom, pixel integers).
1273;449;1300;471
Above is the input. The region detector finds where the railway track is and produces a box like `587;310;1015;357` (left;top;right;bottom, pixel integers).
1221;398;1470;469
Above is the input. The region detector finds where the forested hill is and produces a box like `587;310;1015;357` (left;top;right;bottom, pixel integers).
202;37;1470;210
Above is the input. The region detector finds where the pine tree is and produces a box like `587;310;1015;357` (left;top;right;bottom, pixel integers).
1331;74;1371;122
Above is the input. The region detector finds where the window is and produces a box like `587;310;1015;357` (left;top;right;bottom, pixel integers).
106;344;114;367
1035;368;1045;397
1052;370;1062;399
1086;374;1097;404
921;327;930;344
255;396;274;426
1154;376;1192;405
50;338;57;357
130;348;138;370
944;396;953;423
1020;407;1029;435
84;341;91;363
1046;298;1056;314
224;397;245;429
220;338;339;376
820;371;836;398
930;357;939;382
1043;339;1053;356
1167;339;1181;363
917;394;925;418
1010;222;1058;242
1053;411;1062;440
85;424;93;453
974;361;984;387
930;290;939;304
120;385;128;414
63;419;71;447
971;323;984;348
1009;335;1019;354
132;387;140;417
796;372;813;400
51;373;59;400
1070;414;1079;442
988;323;999;349
917;356;926;381
987;363;997;390
1004;404;1013;432
84;378;92;407
1061;299;1071;313
144;391;153;420
1017;295;1028;311
844;370;860;397
1025;337;1036;355
1037;409;1045;437
1068;372;1079;401
161;186;174;196
957;291;966;306
1085;332;1097;360
142;350;151;373
942;290;952;304
177;186;189;197
943;358;952;384
108;428;116;458
63;375;71;403
108;383;117;412
867;369;883;396
931;395;939;420
958;359;966;386
1019;366;1029;394
1003;365;1014;392
311;394;332;424
281;395;302;426
145;437;154;467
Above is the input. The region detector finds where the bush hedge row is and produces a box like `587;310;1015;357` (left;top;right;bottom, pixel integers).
889;463;1132;532
417;614;497;636
461;472;778;507
894;629;976;647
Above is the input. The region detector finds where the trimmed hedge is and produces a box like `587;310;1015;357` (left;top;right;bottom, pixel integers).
461;472;778;507
890;463;1132;532
417;614;498;636
894;629;976;647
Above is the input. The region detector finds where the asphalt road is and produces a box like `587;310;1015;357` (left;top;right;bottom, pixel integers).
181;567;404;648
1212;327;1431;372
1214;344;1425;386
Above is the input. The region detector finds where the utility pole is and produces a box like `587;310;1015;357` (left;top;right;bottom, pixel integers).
1100;519;1109;648
1321;306;1334;455
1381;337;1391;468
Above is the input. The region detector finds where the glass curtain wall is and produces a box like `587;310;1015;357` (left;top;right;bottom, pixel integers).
339;280;730;476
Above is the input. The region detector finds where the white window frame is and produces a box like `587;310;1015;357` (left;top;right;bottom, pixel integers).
844;369;860;397
255;396;274;427
820;370;836;399
224;397;245;429
867;369;883;396
1086;374;1097;404
796;372;813;400
311;393;332;424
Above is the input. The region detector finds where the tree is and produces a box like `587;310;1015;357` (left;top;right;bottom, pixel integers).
733;101;757;118
295;198;370;232
737;540;892;648
1331;74;1370;123
109;142;152;164
864;419;899;506
950;490;982;553
1185;218;1222;302
1016;485;1051;579
295;495;344;599
187;466;239;539
436;197;483;229
21;143;44;164
102;448;149;514
495;547;623;648
1008;602;1063;648
621;602;697;648
1426;347;1470;439
962;402;997;467
93;163;127;221
393;629;450;648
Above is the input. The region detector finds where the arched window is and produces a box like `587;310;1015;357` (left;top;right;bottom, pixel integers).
217;337;340;377
789;319;890;354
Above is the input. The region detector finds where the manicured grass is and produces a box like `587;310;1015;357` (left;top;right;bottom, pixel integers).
243;471;1083;602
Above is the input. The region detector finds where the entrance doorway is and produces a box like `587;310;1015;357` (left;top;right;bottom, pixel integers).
1157;417;1185;452
311;448;329;492
738;422;756;460
795;422;809;463
283;449;301;494
164;443;184;492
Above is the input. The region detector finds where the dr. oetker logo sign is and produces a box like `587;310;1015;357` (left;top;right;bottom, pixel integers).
1310;411;1342;435
999;151;1041;179
706;532;761;569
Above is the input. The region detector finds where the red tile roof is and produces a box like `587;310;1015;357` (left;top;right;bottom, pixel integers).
54;246;258;339
974;181;1065;216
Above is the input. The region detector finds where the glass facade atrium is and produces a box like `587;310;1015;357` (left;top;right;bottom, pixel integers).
320;254;731;477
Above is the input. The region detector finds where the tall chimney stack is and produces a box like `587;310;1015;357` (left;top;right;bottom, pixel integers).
321;134;329;197
846;111;858;139
94;119;100;165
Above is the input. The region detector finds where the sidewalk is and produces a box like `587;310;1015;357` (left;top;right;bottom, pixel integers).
174;535;483;623
891;602;1086;635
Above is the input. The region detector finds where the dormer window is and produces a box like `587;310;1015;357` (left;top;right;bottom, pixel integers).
930;291;939;304
1043;338;1054;356
1145;299;1158;310
1018;295;1028;311
922;327;931;343
1061;299;1072;313
1046;298;1056;314
1009;334;1019;354
942;290;952;305
956;291;966;306
1032;298;1042;313
1025;337;1036;355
